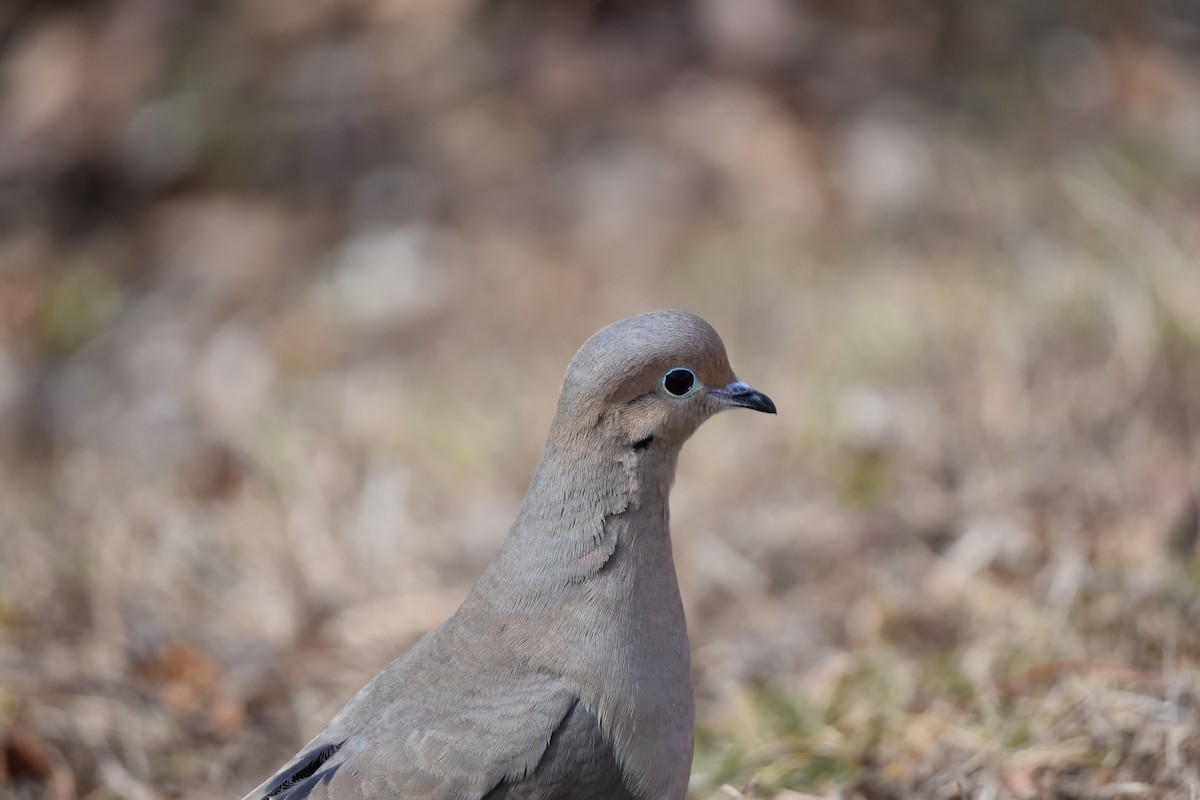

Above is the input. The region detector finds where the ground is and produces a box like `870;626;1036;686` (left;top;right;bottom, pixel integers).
1;2;1199;798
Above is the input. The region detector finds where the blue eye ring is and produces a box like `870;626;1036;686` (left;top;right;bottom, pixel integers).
662;367;697;397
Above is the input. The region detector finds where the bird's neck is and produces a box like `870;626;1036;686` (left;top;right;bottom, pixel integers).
483;414;683;593
456;418;694;800
490;421;695;800
528;422;674;526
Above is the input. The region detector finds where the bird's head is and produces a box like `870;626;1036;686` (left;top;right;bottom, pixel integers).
557;310;775;455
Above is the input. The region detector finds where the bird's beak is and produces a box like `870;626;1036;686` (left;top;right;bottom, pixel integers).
712;380;776;414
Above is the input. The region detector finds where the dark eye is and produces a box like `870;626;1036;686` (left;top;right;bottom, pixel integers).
662;368;696;397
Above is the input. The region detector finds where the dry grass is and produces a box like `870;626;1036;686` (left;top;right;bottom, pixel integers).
2;3;1200;798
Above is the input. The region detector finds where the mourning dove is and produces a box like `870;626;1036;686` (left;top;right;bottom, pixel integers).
242;310;776;800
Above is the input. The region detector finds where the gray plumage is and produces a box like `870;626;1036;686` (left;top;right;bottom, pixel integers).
242;310;776;800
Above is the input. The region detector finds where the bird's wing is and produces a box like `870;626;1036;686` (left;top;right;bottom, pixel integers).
241;624;578;800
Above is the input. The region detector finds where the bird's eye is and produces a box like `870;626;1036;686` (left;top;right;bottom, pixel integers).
662;368;696;397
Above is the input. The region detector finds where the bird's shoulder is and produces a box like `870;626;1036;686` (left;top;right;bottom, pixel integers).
240;619;583;800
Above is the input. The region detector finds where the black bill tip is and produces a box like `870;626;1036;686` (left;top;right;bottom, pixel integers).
716;380;776;414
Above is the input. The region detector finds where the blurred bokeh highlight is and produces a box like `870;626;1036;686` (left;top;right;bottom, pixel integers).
2;1;1200;798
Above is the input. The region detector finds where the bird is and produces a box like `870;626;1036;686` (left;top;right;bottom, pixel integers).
241;309;776;800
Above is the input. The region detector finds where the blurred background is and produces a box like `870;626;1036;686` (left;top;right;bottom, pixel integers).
1;1;1199;798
